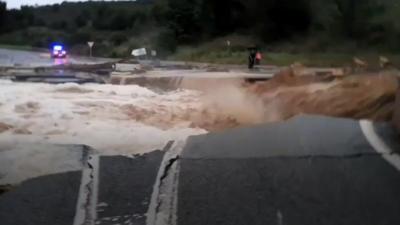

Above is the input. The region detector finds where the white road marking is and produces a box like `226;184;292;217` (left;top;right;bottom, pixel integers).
360;120;400;171
73;154;100;225
360;120;392;154
73;161;91;225
91;155;100;225
146;141;184;225
277;210;283;225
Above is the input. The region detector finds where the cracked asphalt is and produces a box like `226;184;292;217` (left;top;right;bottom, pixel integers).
0;115;399;225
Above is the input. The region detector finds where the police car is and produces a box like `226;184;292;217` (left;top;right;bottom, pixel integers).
51;45;67;58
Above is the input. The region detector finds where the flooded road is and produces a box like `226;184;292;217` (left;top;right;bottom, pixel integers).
0;81;207;156
0;48;110;67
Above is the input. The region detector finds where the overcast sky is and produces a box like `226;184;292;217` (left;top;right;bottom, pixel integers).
4;1;129;9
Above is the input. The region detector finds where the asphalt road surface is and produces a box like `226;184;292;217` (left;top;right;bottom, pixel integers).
0;48;110;67
0;115;399;225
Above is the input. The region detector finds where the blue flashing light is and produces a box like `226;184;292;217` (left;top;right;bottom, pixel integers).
53;45;63;51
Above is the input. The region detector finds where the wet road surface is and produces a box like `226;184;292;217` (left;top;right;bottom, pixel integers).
0;48;110;67
1;115;399;225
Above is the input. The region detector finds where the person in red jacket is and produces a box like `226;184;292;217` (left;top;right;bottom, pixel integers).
255;51;262;65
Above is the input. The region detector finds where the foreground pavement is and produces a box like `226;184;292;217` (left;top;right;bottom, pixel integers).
0;115;399;225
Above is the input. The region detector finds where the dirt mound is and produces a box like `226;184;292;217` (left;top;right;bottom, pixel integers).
247;71;399;121
248;68;334;93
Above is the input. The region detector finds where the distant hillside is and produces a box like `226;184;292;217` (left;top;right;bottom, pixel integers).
29;1;152;30
1;0;400;61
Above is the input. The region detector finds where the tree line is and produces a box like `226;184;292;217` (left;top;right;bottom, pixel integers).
157;0;398;45
0;0;399;54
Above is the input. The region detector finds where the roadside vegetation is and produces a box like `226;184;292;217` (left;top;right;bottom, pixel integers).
0;44;41;51
171;47;400;68
1;0;400;67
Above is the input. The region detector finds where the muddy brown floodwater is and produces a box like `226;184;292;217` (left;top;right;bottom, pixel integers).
83;69;400;132
174;69;399;131
0;69;398;156
246;69;399;122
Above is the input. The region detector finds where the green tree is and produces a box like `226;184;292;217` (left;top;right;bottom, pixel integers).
246;0;312;41
69;30;92;45
20;6;35;27
156;29;178;55
166;0;203;43
110;13;130;30
51;4;60;12
311;0;384;38
75;13;87;28
93;5;110;30
0;1;6;32
110;33;127;45
199;0;245;36
151;0;169;24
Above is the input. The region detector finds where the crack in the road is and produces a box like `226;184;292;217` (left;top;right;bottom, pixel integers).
83;157;95;225
74;154;99;225
152;156;180;225
159;157;179;182
147;141;185;225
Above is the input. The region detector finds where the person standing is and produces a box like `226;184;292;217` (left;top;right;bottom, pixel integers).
248;48;256;69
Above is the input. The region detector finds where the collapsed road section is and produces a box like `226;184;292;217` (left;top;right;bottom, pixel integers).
0;115;399;225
